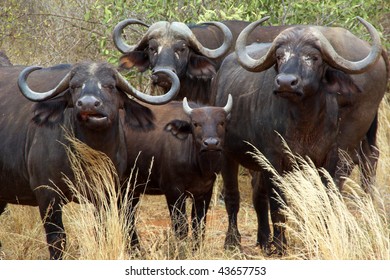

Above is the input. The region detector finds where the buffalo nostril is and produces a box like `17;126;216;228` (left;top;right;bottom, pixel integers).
276;74;299;88
76;96;101;109
204;138;219;147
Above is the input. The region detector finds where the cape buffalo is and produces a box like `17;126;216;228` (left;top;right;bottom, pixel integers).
213;17;387;253
0;62;179;259
123;95;232;248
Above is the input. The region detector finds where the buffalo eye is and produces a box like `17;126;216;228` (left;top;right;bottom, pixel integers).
102;84;115;90
70;84;81;90
148;46;157;55
304;53;320;63
176;44;187;54
192;121;200;128
276;54;285;65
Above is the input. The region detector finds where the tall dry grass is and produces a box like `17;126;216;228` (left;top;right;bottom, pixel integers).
250;142;389;260
0;98;389;261
59;135;132;260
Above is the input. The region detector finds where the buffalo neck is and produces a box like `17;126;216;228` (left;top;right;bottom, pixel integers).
197;150;223;177
277;90;339;162
71;114;127;178
179;76;213;105
282;91;337;134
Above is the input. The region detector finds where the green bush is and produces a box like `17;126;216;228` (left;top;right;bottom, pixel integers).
0;0;388;65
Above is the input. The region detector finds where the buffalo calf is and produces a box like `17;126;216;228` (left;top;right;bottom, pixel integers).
124;95;232;248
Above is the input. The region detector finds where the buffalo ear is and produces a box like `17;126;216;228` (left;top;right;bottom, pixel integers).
325;68;361;94
324;68;362;107
164;119;191;140
187;53;216;79
122;97;155;131
119;52;150;72
32;92;71;127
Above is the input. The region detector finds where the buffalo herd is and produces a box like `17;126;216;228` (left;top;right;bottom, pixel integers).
0;15;388;259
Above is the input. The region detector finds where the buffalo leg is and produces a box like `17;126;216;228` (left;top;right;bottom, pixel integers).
166;192;188;240
221;157;241;249
268;181;286;255
251;171;271;252
191;186;213;248
333;143;377;194
122;193;141;250
36;194;66;260
335;115;379;193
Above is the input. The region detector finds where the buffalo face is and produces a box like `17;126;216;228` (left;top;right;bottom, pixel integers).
183;94;232;153
70;64;122;130
272;32;327;102
190;108;227;153
114;20;232;90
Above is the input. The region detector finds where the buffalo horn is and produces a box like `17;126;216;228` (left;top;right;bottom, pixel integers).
235;16;276;72
117;68;180;104
18;66;71;101
183;94;233;116
317;16;381;74
112;19;150;53
186;21;233;59
223;94;233;114
182;97;193;115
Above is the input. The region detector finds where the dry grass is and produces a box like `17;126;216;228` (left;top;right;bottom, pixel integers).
250;145;389;260
59;135;132;260
1;99;389;260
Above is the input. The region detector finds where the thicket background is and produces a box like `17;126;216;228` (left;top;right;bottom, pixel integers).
1;0;389;66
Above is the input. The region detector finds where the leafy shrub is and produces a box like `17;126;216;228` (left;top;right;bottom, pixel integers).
1;0;388;66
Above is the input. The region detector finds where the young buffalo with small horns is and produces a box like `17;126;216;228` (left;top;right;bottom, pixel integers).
123;95;233;248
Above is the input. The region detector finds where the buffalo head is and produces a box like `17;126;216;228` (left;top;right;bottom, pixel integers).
18;62;179;130
235;17;381;102
164;94;232;154
113;19;233;90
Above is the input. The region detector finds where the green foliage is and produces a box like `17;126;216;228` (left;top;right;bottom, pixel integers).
94;0;390;62
0;0;389;65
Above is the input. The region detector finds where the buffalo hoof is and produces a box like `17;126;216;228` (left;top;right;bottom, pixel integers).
266;240;286;256
256;240;274;256
224;231;241;250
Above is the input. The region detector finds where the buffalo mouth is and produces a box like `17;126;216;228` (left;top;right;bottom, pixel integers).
200;147;223;153
77;111;110;128
151;74;173;90
273;90;304;98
